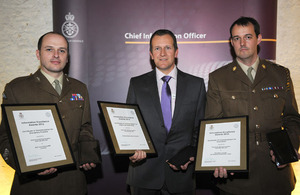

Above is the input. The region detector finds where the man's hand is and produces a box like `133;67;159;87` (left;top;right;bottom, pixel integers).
270;150;291;168
167;157;194;171
37;168;57;176
80;163;97;171
129;150;146;163
213;167;234;178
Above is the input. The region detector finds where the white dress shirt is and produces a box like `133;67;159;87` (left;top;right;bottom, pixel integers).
156;67;177;117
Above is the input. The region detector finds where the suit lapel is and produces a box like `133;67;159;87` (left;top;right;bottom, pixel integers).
33;70;58;96
148;69;190;133
231;61;252;86
231;59;267;87
253;60;267;87
146;71;164;122
33;70;72;98
61;75;72;97
172;69;185;124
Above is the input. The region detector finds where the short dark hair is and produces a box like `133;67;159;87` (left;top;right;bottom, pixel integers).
230;17;260;38
37;32;69;52
149;29;178;52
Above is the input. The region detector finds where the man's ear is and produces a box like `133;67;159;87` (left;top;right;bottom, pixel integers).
36;50;41;60
174;48;179;58
257;34;262;45
230;38;234;47
149;51;154;60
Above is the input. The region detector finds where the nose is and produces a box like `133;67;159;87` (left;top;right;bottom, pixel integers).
160;48;166;56
53;50;59;58
240;38;245;46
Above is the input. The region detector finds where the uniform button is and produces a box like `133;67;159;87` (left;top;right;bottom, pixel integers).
253;106;258;111
231;96;236;100
59;100;63;103
273;94;278;99
62;115;66;119
256;124;260;129
252;89;256;93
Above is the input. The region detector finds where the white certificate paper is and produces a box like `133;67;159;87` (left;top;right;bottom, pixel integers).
13;110;66;166
201;121;241;167
106;107;150;150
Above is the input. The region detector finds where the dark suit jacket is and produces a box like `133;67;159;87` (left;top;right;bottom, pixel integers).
205;59;300;195
126;68;206;193
0;70;101;195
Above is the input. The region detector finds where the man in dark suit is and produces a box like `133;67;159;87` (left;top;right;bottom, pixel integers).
206;17;300;195
126;29;206;194
0;32;101;195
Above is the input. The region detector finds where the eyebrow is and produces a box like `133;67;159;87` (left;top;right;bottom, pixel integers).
232;33;253;37
44;46;68;50
154;45;173;47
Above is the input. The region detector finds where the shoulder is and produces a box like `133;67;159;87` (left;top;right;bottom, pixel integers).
262;59;288;71
261;59;290;80
6;73;35;88
213;61;234;73
130;70;155;82
209;61;235;80
65;75;87;86
178;69;204;83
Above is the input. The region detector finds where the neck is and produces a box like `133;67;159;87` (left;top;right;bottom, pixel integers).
237;55;258;66
41;68;63;79
157;64;175;75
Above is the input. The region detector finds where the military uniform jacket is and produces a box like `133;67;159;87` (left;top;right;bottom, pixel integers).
0;70;101;195
126;69;206;193
205;59;300;195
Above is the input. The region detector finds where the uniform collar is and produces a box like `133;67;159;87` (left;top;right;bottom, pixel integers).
236;57;260;74
40;69;64;86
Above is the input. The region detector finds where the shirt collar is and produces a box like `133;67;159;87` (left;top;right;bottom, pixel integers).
156;66;177;81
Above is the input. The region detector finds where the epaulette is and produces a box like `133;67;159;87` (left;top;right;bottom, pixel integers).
267;61;290;92
285;68;291;92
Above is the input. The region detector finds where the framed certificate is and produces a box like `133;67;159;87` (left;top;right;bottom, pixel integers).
98;101;156;156
195;116;248;172
1;104;75;175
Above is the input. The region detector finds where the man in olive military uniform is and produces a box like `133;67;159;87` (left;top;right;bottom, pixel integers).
205;17;300;195
0;32;101;195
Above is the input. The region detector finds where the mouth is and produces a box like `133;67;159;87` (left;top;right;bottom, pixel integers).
159;58;168;61
240;47;248;51
51;60;61;65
